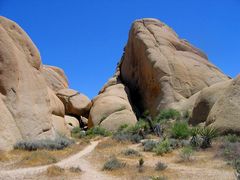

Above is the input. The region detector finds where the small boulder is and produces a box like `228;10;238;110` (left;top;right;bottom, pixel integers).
65;115;80;130
57;89;92;117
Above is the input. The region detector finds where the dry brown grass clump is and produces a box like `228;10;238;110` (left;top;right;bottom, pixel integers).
46;165;65;177
19;151;57;167
0;151;8;162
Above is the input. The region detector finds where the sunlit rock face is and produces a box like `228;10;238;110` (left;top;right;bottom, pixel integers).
120;18;229;116
0;16;70;150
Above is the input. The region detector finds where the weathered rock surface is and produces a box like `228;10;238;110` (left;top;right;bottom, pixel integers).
205;76;240;134
43;65;68;92
120;18;229;116
187;75;240;134
0;16;70;150
189;80;232;125
64;115;80;130
57;88;92;117
88;69;137;131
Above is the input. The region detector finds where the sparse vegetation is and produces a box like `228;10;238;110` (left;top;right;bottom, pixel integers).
14;134;74;151
225;134;240;143
180;146;194;162
102;157;126;171
154;139;172;156
69;166;82;173
86;126;111;137
171;121;190;139
71;127;86;138
130;134;142;143
142;140;158;152
46;165;65;176
138;158;144;172
156;109;180;121
233;157;240;179
155;161;167;171
151;176;168;180
112;132;132;142
113;120;148;143
122;148;140;156
221;141;240;161
20;151;57;166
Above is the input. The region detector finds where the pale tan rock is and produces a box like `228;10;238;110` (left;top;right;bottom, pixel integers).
65;115;80;130
0;16;70;150
43;65;68;92
189;80;232;125
89;80;137;130
57;88;92;117
100;109;137;131
0;16;54;140
206;76;240;134
81;116;88;125
0;96;22;150
52;115;70;136
48;87;65;117
120;18;229;116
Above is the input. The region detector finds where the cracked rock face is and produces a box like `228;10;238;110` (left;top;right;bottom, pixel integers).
0;16;70;150
120;18;229;116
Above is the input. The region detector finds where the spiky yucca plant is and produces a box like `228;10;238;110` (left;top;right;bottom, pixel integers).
199;127;218;149
190;127;200;148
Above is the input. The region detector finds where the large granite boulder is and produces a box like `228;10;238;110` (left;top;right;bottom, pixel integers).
120;18;229;116
57;88;92;117
205;76;240;134
88;69;137;131
0;16;69;150
189;80;232;125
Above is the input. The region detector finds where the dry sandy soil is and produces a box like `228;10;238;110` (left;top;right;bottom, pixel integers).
0;137;236;180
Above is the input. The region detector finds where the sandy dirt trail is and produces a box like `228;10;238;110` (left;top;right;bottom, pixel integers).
0;141;118;180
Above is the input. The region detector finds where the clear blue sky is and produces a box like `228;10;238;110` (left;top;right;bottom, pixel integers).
1;0;239;98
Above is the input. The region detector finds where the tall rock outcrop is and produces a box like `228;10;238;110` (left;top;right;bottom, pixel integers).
0;16;70;150
120;18;229;116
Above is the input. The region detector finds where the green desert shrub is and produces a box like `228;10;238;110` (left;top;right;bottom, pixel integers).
142;140;158;152
117;124;129;132
126;119;150;134
221;142;240;161
102;157;126;171
71;127;86;138
199;127;218;149
156;109;180;121
86;126;111;137
154;139;172;155
171;121;190;139
225;134;240;143
190;127;201;148
130;134;142;144
122;149;140;156
14;134;74;151
180;146;194;161
113;121;147;143
233;157;240;176
112;132;132;142
155;161;167;171
151;176;168;180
